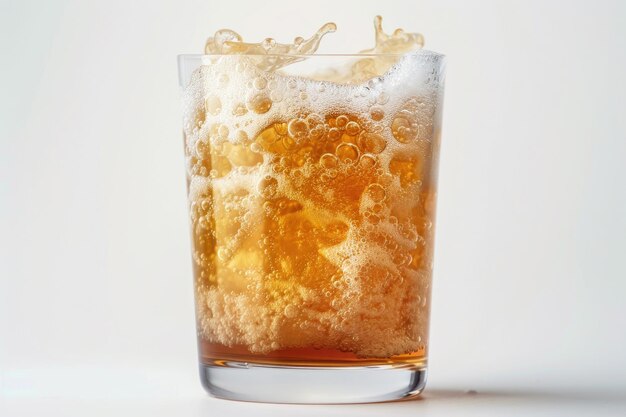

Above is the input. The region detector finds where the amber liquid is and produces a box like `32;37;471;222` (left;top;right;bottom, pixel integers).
200;341;427;368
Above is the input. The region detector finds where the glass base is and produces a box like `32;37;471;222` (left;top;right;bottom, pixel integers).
199;362;427;404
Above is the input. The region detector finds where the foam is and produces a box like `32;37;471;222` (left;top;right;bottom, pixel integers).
182;18;444;358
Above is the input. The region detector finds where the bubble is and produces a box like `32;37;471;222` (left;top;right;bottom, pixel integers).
359;154;377;169
305;113;321;126
366;183;386;202
370;106;384;121
232;102;248;116
282;135;296;150
336;115;349;128
192;109;206;128
253;77;267;90
376;92;389;104
335;143;360;163
235;130;248;142
284;304;297;318
198;216;210;229
309;127;324;141
287;118;309;139
200;198;212;212
218;124;229;138
358;132;386;154
194;140;210;159
328;128;341;141
391;116;417;143
368;77;382;89
274;122;288;136
217;247;231;261
345;121;360;136
246;93;272;114
205;95;222;115
258;175;278;198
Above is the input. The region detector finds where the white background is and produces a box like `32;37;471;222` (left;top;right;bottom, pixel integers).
1;0;625;415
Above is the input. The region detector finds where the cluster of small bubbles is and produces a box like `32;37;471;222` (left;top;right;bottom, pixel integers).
391;98;426;143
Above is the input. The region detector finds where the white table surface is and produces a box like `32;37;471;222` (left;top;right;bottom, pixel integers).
2;367;625;417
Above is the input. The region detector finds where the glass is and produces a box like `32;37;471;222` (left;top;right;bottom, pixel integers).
178;51;446;403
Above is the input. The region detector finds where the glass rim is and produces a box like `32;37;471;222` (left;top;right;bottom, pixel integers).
177;49;445;60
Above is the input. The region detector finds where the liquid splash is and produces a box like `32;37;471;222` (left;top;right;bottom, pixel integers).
203;16;424;78
363;16;424;54
205;23;337;72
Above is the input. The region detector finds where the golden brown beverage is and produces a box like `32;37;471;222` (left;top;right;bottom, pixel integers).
180;18;445;400
188;107;438;366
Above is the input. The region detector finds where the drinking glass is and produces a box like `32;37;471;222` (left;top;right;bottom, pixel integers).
178;51;446;403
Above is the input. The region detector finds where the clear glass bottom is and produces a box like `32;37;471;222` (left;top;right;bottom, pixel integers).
199;362;427;404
